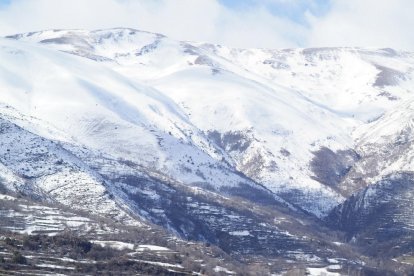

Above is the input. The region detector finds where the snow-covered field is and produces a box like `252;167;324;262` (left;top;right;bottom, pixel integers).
0;194;120;236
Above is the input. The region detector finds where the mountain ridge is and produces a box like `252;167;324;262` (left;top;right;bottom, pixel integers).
1;27;414;274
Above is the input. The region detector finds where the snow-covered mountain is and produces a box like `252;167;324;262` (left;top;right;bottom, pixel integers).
328;172;414;258
7;28;414;215
1;28;414;274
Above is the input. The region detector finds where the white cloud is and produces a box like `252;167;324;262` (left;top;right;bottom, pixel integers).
0;0;413;50
307;0;414;50
0;0;304;48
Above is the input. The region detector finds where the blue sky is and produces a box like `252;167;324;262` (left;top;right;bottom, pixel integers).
0;0;413;50
0;0;10;7
219;0;331;25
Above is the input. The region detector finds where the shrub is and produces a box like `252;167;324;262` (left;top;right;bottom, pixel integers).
22;236;41;250
5;237;16;247
12;251;27;264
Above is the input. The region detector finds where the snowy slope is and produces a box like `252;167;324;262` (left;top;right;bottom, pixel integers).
338;96;414;195
2;28;414;274
0;193;118;236
0;37;268;193
3;28;414;218
0;33;290;233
